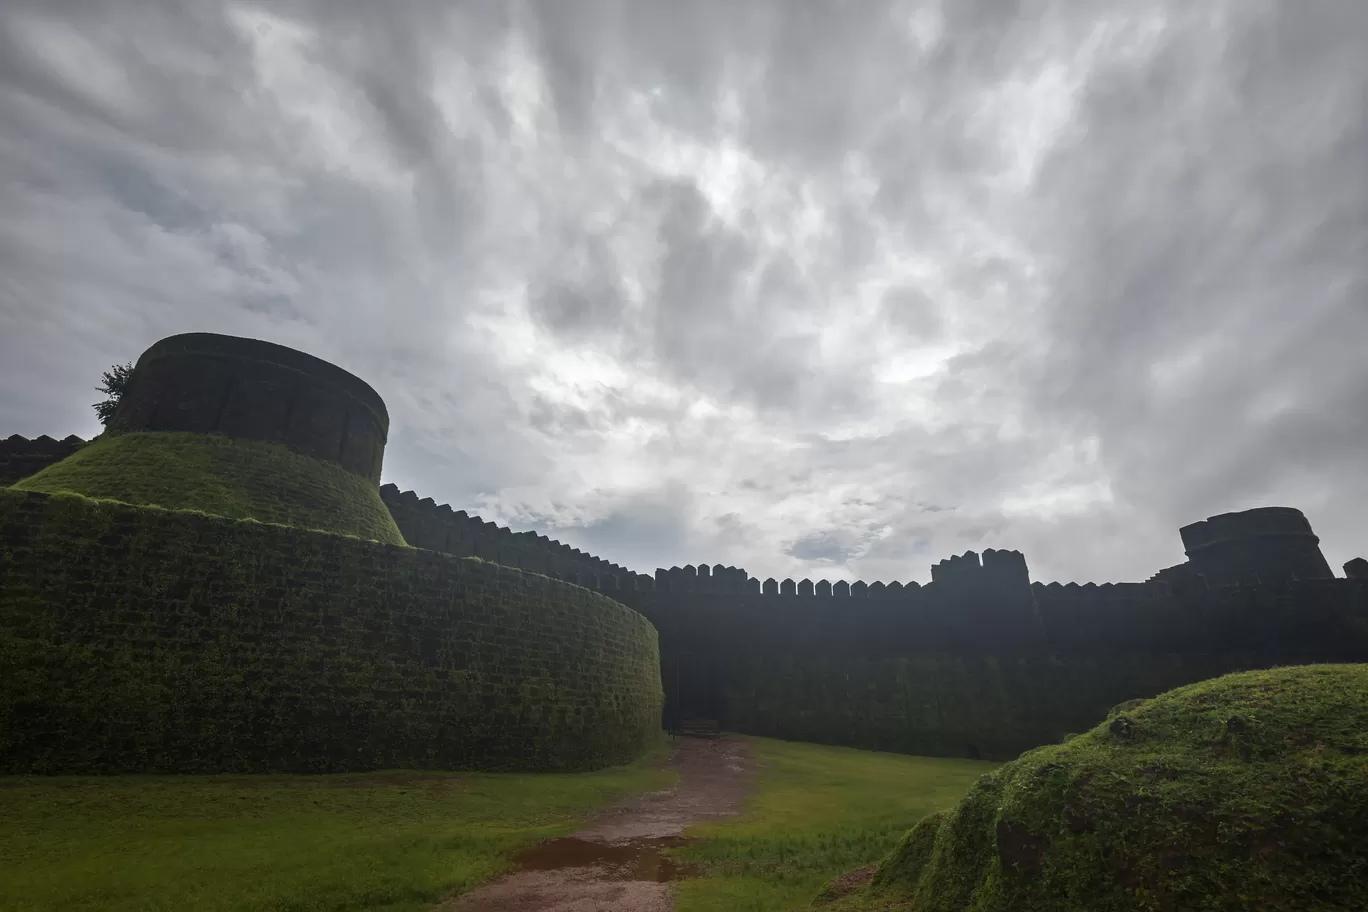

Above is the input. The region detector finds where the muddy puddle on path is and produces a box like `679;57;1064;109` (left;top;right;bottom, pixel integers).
510;835;698;883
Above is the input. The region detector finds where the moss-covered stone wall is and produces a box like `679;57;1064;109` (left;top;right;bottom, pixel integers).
0;488;662;775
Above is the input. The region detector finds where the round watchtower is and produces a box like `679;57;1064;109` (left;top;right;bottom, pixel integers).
1178;506;1333;586
113;332;389;483
15;333;404;544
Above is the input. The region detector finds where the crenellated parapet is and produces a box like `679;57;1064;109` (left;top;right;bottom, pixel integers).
377;483;646;585
608;546;1050;662
983;547;1029;577
1;434;88;487
644;566;942;597
930;550;979;580
931;548;1031;588
646;563;753;593
614;558;1368;668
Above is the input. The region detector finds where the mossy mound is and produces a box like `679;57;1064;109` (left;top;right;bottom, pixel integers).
854;664;1368;911
12;431;405;545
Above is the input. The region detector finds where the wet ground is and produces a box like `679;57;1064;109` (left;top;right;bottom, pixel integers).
444;735;751;911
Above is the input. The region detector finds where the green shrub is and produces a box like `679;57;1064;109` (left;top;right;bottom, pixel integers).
91;361;133;429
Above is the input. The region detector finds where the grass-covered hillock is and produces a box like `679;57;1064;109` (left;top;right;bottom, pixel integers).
12;430;404;544
824;664;1368;911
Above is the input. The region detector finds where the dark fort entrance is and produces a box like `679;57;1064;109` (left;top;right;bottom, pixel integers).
664;652;725;731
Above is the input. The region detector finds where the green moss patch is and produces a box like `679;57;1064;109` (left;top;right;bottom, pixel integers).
12;431;404;544
847;664;1368;911
0;488;663;774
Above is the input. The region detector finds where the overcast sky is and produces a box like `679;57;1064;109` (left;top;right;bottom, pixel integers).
1;1;1364;585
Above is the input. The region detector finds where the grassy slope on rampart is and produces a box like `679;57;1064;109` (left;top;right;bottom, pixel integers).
12;431;404;544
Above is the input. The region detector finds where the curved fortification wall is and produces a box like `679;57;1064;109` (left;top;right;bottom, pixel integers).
0;489;663;774
114;333;390;483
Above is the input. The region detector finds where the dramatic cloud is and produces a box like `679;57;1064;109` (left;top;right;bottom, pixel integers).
2;0;1364;584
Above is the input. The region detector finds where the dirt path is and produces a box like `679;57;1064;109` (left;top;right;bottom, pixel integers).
445;736;751;912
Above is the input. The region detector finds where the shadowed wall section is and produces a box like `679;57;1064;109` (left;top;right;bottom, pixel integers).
535;525;1365;759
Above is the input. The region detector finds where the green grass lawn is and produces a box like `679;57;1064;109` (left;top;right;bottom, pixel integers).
672;737;999;912
0;742;674;912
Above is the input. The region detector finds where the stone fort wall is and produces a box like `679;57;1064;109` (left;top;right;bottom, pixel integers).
10;340;1366;765
0;487;662;774
555;556;1366;661
11;430;1362;671
379;484;648;584
527;526;1366;757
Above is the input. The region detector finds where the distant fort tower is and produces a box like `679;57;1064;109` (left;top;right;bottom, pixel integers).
1179;506;1334;586
114;332;389;483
